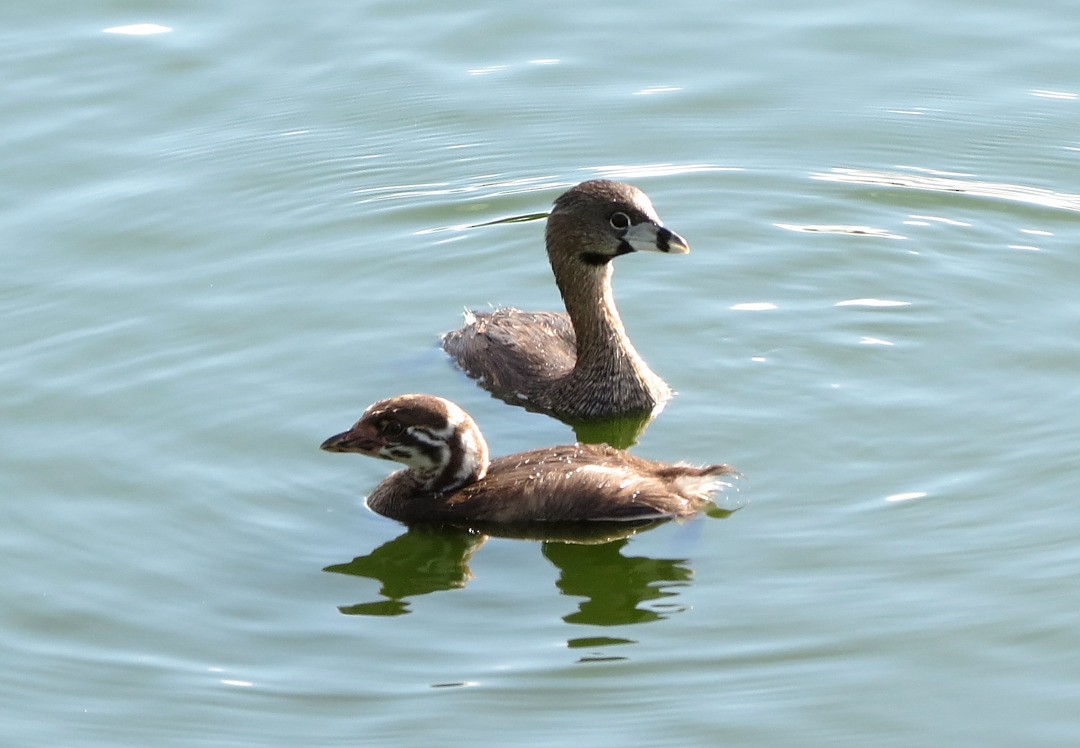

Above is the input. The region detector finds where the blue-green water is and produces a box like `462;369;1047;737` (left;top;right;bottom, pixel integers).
3;1;1079;745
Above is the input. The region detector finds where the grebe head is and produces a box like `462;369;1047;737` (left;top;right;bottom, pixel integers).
545;179;689;267
321;394;489;493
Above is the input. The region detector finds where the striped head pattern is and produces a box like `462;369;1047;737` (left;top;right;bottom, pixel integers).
321;394;489;494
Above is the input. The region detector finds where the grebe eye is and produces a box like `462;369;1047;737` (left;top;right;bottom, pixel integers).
609;212;631;230
380;420;404;438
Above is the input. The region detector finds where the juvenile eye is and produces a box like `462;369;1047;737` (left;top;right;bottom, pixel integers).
380;420;404;438
609;212;631;230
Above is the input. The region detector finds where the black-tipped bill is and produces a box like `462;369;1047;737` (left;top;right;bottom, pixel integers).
621;221;690;255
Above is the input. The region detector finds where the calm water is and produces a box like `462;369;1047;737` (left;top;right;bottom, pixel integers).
3;1;1079;745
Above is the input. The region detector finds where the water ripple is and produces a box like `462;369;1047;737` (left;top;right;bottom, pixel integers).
835;298;912;308
776;223;905;240
102;24;172;35
812;167;1080;213
588;163;742;180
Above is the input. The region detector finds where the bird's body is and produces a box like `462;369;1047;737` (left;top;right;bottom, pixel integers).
442;180;688;420
321;394;734;525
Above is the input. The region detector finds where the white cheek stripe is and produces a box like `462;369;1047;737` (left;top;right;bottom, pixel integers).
407;428;444;449
456;426;488;482
435;397;489;483
386;431;448;476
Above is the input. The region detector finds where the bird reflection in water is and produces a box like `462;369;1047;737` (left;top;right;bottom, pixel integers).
323;526;486;616
323;511;734;660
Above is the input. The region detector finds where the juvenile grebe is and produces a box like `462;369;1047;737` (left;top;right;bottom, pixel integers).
321;394;734;525
441;180;689;421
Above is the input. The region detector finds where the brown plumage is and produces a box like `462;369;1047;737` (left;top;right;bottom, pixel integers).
320;394;735;525
441;179;690;420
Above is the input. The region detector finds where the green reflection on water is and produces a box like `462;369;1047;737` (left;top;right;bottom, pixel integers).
567;410;657;449
544;539;691;626
324;521;712;631
324;526;485;616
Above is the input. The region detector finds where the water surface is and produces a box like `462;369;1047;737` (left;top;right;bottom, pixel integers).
3;1;1079;746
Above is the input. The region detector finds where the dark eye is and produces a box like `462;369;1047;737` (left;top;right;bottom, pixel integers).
609;212;631;230
380;420;404;438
